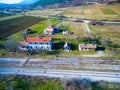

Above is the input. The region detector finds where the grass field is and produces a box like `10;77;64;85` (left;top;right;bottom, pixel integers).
28;18;61;35
0;15;23;21
0;16;45;39
90;24;120;58
26;10;63;17
101;8;117;15
60;5;120;20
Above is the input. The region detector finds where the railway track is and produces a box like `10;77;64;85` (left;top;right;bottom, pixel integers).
0;67;120;83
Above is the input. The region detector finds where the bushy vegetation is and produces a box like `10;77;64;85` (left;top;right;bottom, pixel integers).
0;75;120;90
0;75;64;90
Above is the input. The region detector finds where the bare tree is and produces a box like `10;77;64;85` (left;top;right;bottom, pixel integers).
4;37;17;52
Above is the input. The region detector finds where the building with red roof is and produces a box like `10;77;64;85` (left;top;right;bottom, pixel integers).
44;25;60;35
18;37;52;51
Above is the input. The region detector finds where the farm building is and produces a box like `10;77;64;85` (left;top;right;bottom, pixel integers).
44;25;60;35
62;30;73;35
18;41;28;51
18;37;52;51
63;42;71;51
25;29;34;34
62;30;69;35
78;44;97;51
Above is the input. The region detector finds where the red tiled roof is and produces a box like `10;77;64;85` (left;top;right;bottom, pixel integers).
26;37;51;43
46;30;53;33
19;41;28;46
47;25;56;29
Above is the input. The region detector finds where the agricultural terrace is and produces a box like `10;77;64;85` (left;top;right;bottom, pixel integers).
0;15;22;21
0;16;45;39
60;5;120;20
90;24;120;58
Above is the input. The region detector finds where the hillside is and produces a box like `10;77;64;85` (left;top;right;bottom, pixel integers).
34;0;72;6
19;0;38;4
34;0;119;7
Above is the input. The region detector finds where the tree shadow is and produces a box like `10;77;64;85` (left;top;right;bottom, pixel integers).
96;46;105;51
0;37;8;41
45;50;60;56
70;43;77;50
0;44;5;49
53;38;64;49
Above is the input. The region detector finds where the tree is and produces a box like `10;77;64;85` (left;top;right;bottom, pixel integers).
4;37;17;52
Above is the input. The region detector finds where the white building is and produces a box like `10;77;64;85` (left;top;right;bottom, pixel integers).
19;37;52;51
44;25;60;35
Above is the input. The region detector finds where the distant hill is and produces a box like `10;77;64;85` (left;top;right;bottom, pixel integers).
34;0;72;6
34;0;120;7
19;0;39;4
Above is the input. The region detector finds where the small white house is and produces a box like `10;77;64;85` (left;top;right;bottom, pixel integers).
44;25;60;35
63;42;71;51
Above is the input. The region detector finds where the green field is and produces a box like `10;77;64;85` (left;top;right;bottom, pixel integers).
0;16;45;39
60;5;120;20
29;18;61;35
101;8;117;15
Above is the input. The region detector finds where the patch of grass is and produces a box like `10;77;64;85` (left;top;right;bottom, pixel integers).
90;24;120;59
101;8;117;15
82;5;91;9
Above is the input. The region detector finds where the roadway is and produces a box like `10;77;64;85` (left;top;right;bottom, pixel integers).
0;67;120;83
